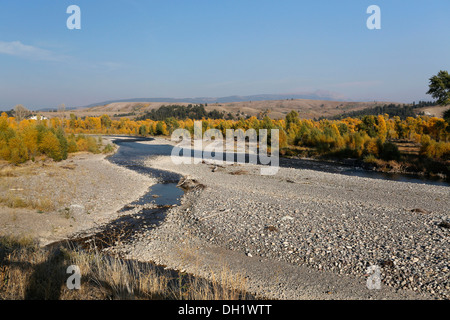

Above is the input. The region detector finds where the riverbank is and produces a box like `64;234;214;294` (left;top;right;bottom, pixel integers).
0;142;156;246
115;137;449;299
282;147;449;183
0;137;253;300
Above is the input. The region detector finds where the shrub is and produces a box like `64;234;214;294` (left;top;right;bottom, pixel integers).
363;154;378;164
364;138;380;156
86;137;100;153
102;144;115;154
420;135;436;158
76;138;89;152
380;141;401;161
39;131;63;161
67;139;78;153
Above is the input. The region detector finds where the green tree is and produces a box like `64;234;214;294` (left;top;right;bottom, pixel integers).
8;135;29;164
138;124;148;136
285;110;300;131
443;108;450;123
427;70;450;105
358;116;377;138
69;113;77;129
100;114;112;129
164;117;180;133
155;121;167;135
55;127;68;160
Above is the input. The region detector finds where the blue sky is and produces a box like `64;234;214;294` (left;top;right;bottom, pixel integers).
1;0;449;109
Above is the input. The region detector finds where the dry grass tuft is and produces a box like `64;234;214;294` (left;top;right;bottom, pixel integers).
0;236;252;300
0;193;57;212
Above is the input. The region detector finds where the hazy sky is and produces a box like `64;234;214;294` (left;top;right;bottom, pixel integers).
1;0;449;109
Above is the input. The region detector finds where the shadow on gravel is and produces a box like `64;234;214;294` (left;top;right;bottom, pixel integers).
65;205;172;251
24;248;67;300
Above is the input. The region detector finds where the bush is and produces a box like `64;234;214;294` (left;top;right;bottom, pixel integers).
76;139;88;152
86;137;100;153
67;139;78;153
363;154;379;165
102;144;115;154
328;147;359;159
39;132;63;161
380;141;401;161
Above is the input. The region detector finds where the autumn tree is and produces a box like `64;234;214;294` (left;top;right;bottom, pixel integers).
8;134;28;164
39;131;63;161
376;115;387;143
100;114;112;129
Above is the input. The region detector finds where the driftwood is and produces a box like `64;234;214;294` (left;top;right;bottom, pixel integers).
410;208;432;214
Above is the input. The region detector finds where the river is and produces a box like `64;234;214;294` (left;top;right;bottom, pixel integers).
62;136;447;251
107;136;449;188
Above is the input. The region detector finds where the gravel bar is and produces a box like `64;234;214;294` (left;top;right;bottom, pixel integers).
114;139;449;299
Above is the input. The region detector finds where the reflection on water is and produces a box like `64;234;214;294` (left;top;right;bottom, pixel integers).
107;137;184;208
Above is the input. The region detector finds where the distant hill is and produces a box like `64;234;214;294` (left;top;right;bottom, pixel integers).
76;92;347;110
62;97;399;121
36;106;78;112
329;101;439;120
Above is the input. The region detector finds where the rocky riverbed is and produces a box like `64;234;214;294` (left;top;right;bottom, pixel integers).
112;139;449;300
4;137;447;300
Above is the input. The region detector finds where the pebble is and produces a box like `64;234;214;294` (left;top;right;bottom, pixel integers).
117;152;450;300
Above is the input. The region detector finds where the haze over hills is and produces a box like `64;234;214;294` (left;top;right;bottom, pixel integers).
4;91;424;120
29;91;448;120
11;92;445;120
75;92;349;110
63;95;402;120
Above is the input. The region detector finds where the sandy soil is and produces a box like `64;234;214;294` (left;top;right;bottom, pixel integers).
0;151;156;246
416;105;449;118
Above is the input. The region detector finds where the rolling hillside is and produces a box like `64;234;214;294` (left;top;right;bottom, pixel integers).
53;98;401;120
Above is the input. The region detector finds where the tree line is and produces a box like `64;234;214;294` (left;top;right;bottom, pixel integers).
329;101;437;121
1;109;449;166
135;104;230;121
0;113;108;164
